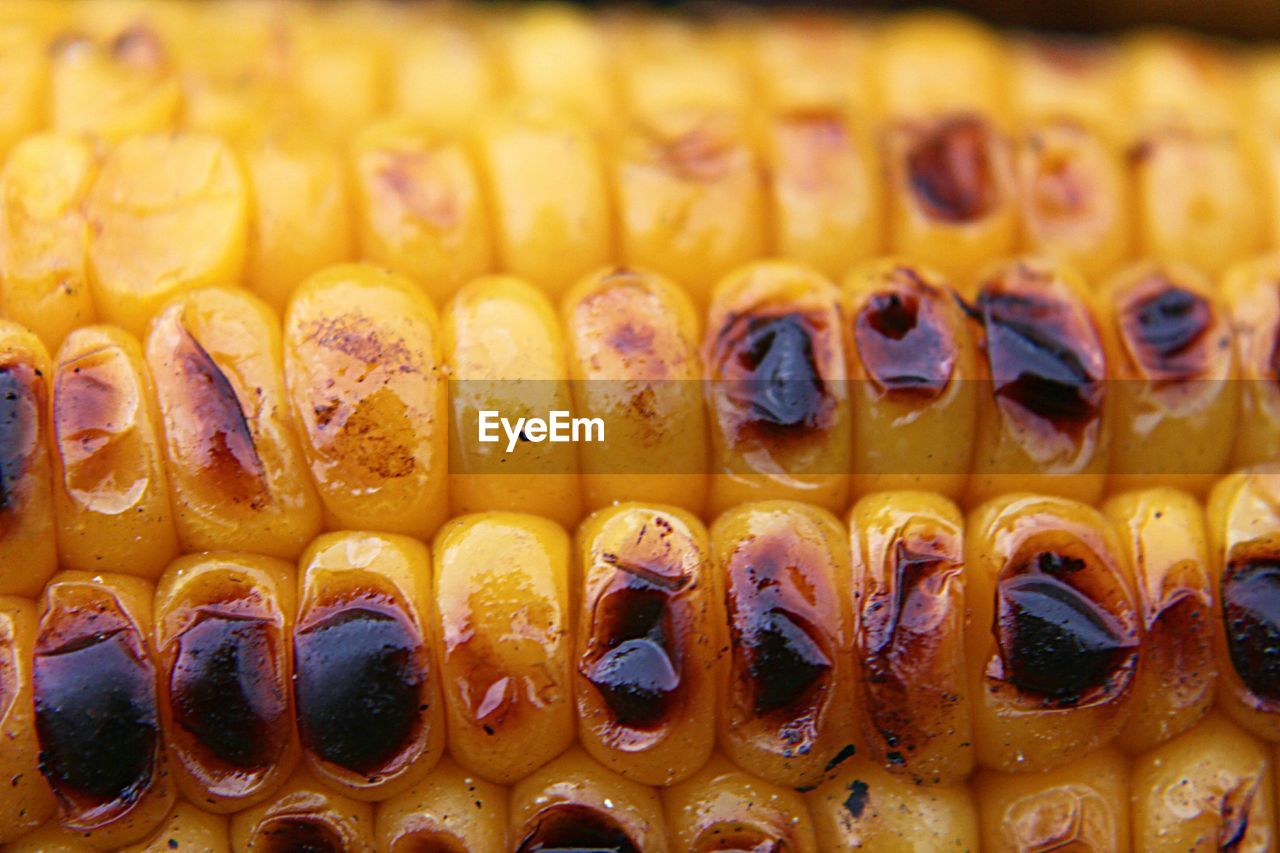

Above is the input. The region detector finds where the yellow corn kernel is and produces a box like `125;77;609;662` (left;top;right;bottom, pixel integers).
1225;256;1280;468
1009;37;1122;135
86;132;248;339
432;512;574;784
50;25;179;141
374;756;508;852
0;26;48;157
1132;129;1263;278
351;118;491;304
5;822;94;852
493;3;613;124
850;491;974;786
711;501;857;788
613;108;767;306
1015;120;1130;281
294;532;444;801
146;286;321;558
1207;469;1280;743
1134;714;1275;851
975;747;1130;852
0;322;55;598
284;265;447;538
1103;488;1217;754
391;14;496;132
443;275;582;527
241;135;352;314
154;553;299;812
615;15;751;123
746;12;871;115
1122;30;1245;137
509;746;669;852
33;571;174;849
0;0;66;32
562;267;708;515
0;597;55;844
664;754;819;852
289;23;386;139
966;257;1111;506
844;258;979;500
965;494;1140;772
760;110;882;281
0;132;97;353
472;101;611;296
808;753;980;852
704;261;852;515
228;766;374;852
51;326;179;577
1102;261;1238;495
118;801;229;853
884;115;1018;290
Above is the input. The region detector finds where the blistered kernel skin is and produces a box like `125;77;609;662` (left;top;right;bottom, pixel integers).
704;261;852;516
284;265;448;539
146;286;322;559
850;491;974;786
229;766;375;853
965;494;1140;772
1103;489;1217;755
1133;714;1275;852
562;266;709;516
154;553;298;812
374;757;508;853
574;504;721;786
975;747;1130;853
1222;257;1280;470
33;572;174;849
711;500;858;789
965;257;1112;507
117;800;229;853
295;531;444;801
431;512;574;784
808;752;981;852
509;747;669;853
0;596;56;843
51;325;179;578
49;26;180;141
844;258;979;500
0;321;55;598
664;754;819;853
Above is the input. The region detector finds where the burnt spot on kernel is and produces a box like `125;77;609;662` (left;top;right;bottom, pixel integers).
651;120;738;184
0;361;40;522
906;116;1002;223
304;314;416;372
256;817;345;853
1221;553;1280;703
294;592;426;775
1120;277;1215;382
854;269;957;399
693;828;789;852
516;804;640;853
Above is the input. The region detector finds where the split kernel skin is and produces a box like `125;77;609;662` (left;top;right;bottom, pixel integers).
33;571;174;849
562;266;708;516
843;258;978;501
86;132;249;340
849;491;974;786
442;274;582;528
710;500;858;790
1121;30;1247;139
431;512;574;785
663;754;819;853
703;260;852;516
1103;489;1218;755
294;531;444;801
0;321;56;598
0;596;56;844
229;766;374;853
153;553;299;813
374;757;507;853
964;493;1141;773
50;325;180;578
1009;37;1123;139
0;132;97;353
1133;713;1276;853
509;746;669;853
1222;257;1280;470
807;753;980;852
965;257;1112;507
284;264;448;539
146;286;321;559
351;117;491;305
574;503;721;786
391;14;496;133
975;746;1131;853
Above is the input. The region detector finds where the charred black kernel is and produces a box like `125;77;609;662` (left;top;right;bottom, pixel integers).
1121;283;1212;380
294;606;424;775
854;284;955;398
718;312;829;441
1222;556;1280;702
0;364;34;517
33;629;157;804
516;804;639;853
170;611;285;769
843;780;870;819
582;584;680;729
742;608;831;716
257;818;344;853
907;116;999;223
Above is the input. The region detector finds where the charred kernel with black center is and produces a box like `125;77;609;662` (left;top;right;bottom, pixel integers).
256;818;345;853
1121;279;1213;381
0;362;36;519
1221;554;1280;703
854;274;957;399
516;804;640;853
906;116;1000;223
581;581;681;729
294;597;425;775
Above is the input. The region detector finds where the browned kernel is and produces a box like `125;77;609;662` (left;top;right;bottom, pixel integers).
516;804;640;853
907;116;1000;223
853;268;956;398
